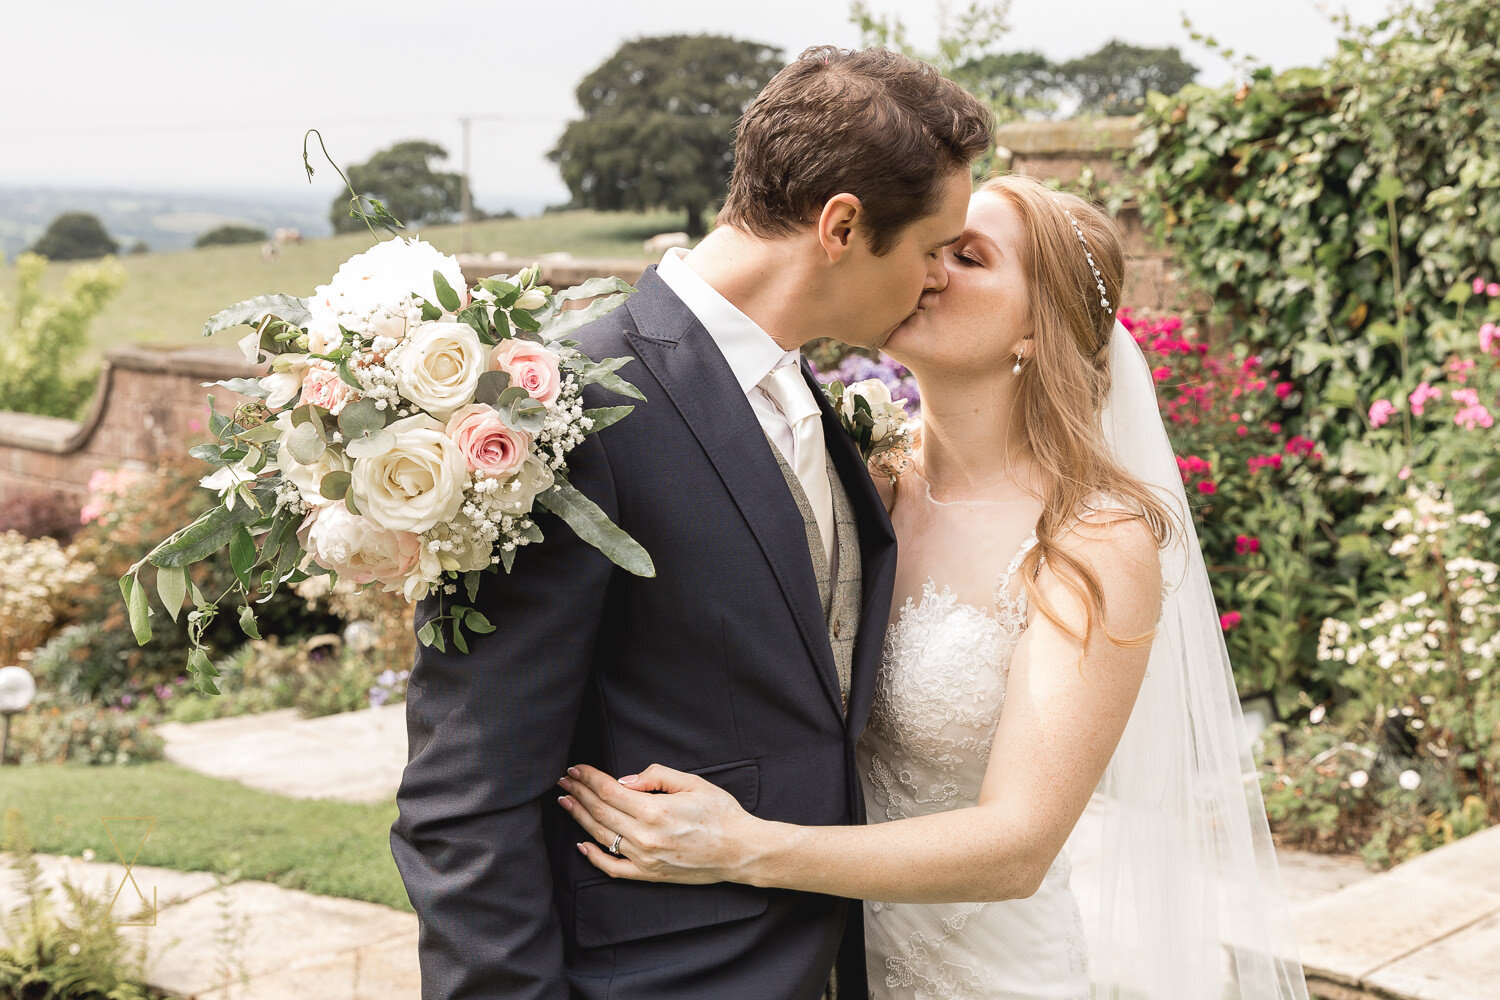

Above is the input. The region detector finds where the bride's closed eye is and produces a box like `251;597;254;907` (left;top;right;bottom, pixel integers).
952;250;981;267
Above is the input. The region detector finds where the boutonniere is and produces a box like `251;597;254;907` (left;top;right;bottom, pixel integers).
824;378;915;484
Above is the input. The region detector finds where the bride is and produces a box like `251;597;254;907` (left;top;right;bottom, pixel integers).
556;175;1309;1000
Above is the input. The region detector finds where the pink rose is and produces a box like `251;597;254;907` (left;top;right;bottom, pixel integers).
301;366;357;415
1368;399;1397;428
489;339;562;405
445;402;532;477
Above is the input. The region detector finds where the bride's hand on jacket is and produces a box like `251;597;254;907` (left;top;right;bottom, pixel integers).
558;764;766;885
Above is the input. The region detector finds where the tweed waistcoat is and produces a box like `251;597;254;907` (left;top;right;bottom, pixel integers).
767;436;862;714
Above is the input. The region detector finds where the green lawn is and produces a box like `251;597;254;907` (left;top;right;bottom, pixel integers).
0;761;410;912
0;208;679;369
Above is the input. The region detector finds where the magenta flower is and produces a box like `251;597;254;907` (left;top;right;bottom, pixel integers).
1369;399;1397;428
1235;534;1261;556
1220;611;1243;631
1481;323;1498;355
1489;283;1500;297
1275;382;1294;400
1409;382;1443;416
1475;277;1488;295
1197;480;1217;495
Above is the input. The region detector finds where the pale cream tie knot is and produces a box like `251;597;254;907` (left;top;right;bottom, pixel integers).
759;361;835;569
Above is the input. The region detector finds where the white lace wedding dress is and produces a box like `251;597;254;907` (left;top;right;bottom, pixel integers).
855;468;1090;1000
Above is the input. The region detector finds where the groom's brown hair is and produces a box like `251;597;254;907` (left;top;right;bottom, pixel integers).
717;46;993;256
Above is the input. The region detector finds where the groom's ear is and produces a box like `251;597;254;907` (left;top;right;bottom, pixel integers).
816;193;863;263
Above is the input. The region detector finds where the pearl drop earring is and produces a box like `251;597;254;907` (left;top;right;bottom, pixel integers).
1012;345;1024;375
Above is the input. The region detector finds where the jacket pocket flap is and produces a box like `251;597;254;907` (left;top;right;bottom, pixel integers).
573;878;769;948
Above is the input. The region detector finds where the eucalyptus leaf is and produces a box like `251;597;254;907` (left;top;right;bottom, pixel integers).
288;421;327;464
121;574;152;644
345;428;396;459
147;502;262;568
542;292;631;341
201;377;270;399
582;405;633;433
536;480;655;578
338;397;385;438
319;470;352;499
475;369;512;404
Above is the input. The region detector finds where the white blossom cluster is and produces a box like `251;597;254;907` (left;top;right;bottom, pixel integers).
0;531;96;660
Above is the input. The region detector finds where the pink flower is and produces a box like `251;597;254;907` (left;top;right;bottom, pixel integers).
1482;323;1498;355
1197;480;1217;495
300;366;357;415
1369;399;1397;428
1268;422;1282;434
1398;465;1411;480
1446;357;1476;382
1455;404;1494;431
1451;387;1480;408
1489;283;1500;297
1409;382;1442;416
1220;611;1243;631
1236;425;1249;437
1152;366;1172;383
189;418;203;433
1275;382;1294;400
489;339;562;405
298;500;421;586
445;402;532;477
1475;278;1488;295
1235;534;1261;556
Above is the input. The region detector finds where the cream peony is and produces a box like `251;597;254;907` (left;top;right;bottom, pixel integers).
350;413;468;533
489;339;562;405
299;501;421;586
391;321;486;419
445;403;532;477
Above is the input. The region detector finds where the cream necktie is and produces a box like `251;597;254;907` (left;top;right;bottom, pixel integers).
759;362;835;569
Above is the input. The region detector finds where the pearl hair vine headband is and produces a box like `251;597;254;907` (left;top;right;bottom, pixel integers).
1053;196;1114;315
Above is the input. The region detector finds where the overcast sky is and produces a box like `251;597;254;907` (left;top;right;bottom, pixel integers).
2;0;1393;210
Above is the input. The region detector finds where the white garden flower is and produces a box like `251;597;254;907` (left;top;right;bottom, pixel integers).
1398;770;1422;791
307;236;467;343
1348;770;1369;789
299;500;421;586
350;414;468;534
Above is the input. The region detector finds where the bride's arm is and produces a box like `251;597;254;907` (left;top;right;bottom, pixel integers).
559;512;1162;904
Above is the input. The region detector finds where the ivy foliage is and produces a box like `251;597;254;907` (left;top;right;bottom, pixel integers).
1129;0;1500;442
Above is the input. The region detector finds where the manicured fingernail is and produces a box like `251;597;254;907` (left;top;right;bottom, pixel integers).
619;775;639;785
577;842;587;854
558;796;572;809
567;766;581;778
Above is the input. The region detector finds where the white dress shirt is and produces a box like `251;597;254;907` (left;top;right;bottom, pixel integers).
655;247;839;580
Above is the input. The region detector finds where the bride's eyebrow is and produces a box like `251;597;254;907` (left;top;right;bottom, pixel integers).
960;229;1002;258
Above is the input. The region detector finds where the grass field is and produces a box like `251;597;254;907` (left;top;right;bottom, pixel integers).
0;761;409;911
0;208;680;369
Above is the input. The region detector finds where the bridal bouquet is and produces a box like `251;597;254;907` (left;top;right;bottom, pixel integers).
120;236;652;693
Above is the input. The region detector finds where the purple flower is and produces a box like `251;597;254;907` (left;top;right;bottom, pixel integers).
368;687;390;708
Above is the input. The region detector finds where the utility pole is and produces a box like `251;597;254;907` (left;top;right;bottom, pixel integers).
460;115;472;253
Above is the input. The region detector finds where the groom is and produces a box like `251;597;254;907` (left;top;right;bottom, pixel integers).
391;45;992;1000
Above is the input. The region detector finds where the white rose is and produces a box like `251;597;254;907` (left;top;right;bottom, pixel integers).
494;454;556;515
390;321;486;419
402;547;444;602
853;377;893;408
351;413;468;533
273;412;351;507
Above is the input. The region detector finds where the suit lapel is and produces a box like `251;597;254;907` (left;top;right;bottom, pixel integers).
802;361;899;738
624;270;847;723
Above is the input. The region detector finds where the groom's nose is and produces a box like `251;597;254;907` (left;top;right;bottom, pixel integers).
925;258;950;294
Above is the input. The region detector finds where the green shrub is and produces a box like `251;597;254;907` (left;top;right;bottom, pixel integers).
7;695;164;766
0;251;123;419
1130;0;1499;448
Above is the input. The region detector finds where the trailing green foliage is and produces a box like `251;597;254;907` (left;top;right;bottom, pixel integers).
1130;0;1499;445
0;251;124;418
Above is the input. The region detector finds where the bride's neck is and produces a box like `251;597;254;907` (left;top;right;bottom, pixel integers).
916;372;1034;499
679;229;834;352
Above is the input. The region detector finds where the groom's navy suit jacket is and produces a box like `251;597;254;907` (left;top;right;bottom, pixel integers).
391;268;899;1000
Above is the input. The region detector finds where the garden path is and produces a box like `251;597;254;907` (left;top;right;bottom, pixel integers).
20;705;1478;1000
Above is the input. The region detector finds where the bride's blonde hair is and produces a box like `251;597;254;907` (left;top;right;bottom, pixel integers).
983;175;1177;650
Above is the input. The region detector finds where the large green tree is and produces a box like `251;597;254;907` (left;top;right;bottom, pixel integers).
330;140;463;234
1056;41;1199;116
549;34;784;239
28;212;118;261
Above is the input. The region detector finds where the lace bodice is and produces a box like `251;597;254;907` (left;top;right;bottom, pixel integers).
856;494;1089;999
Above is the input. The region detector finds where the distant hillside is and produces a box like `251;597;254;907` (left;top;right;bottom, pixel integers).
0;186;333;258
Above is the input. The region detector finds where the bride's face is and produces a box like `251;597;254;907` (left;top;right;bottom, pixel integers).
882;189;1031;378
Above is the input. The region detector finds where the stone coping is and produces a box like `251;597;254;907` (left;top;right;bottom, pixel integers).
994;116;1140;155
0;344;255;456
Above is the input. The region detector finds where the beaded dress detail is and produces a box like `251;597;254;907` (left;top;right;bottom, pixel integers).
856;469;1088;1000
